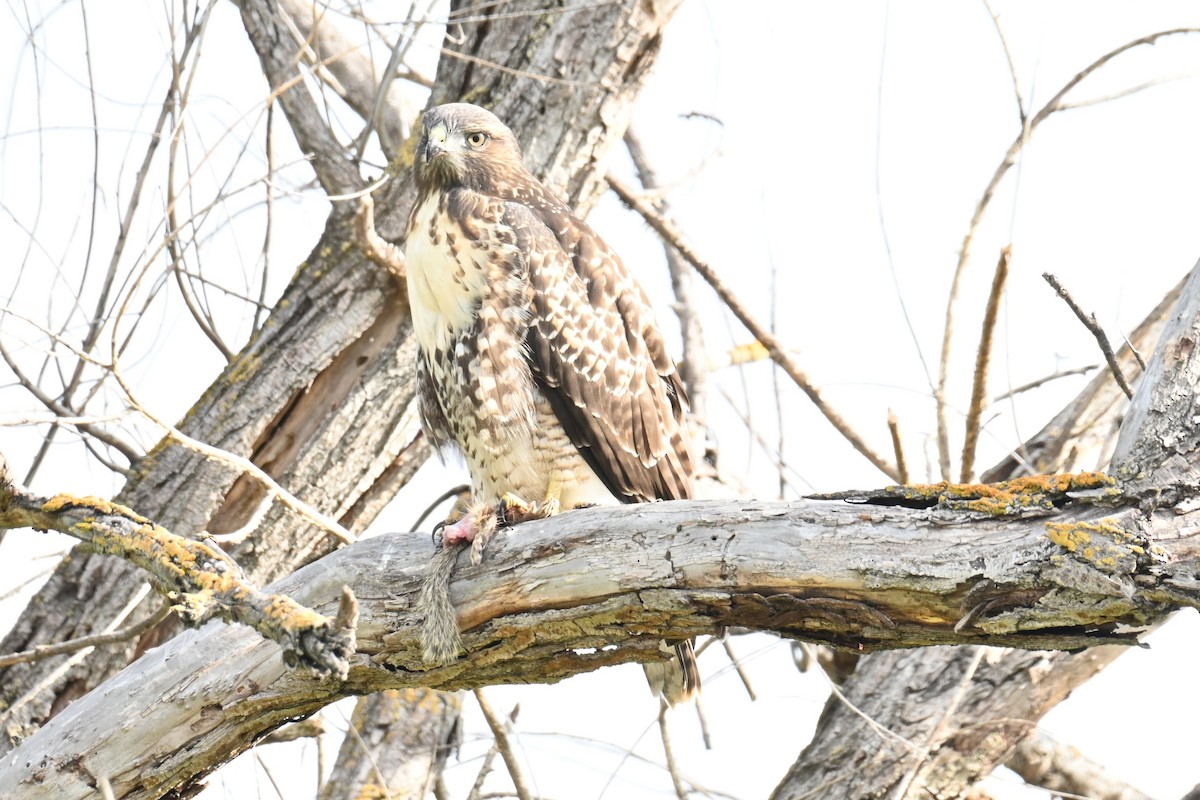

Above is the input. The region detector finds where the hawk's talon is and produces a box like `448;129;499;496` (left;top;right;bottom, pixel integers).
498;492;536;524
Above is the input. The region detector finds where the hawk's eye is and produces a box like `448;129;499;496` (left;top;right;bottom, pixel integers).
466;131;489;148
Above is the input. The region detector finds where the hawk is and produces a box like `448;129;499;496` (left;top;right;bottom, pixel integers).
405;102;698;703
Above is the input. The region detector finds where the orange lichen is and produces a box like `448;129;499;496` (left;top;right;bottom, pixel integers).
889;472;1117;515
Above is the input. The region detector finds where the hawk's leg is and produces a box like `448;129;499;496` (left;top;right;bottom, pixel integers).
438;481;567;558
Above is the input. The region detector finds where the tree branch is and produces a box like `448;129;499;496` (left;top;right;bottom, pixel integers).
0;454;354;678
1007;729;1154;800
236;0;365;198
607;174;901;482
3;475;1200;798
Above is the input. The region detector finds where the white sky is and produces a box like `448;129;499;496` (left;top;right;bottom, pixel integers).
3;1;1200;798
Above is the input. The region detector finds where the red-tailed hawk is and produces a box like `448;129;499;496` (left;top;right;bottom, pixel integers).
405;102;698;703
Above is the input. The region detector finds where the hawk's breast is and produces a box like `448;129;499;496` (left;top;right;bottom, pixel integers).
405;195;487;357
404;190;614;507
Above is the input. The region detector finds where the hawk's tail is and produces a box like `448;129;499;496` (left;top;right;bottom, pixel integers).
643;639;700;705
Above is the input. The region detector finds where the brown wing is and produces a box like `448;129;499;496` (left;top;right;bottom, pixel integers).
503;197;693;503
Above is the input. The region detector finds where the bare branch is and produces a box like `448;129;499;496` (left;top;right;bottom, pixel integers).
474;690;533;800
887;409;909;485
935;27;1200;480
1043;272;1134;400
0;461;354;678
237;0;364;198
992;364;1098;402
1007;729;1153;800
607;175;901;482
720;638;756;702
0;603;171;670
623;127;708;421
961;246;1011;482
657;701;688;800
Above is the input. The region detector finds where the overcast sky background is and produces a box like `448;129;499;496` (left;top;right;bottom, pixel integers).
3;1;1200;798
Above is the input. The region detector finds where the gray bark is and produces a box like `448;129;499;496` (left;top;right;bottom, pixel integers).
318;689;462;800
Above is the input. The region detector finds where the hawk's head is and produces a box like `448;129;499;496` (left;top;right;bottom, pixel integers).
414;103;525;192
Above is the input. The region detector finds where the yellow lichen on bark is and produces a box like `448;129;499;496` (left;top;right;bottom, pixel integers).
1045;519;1144;572
891;472;1117;515
41;494;148;523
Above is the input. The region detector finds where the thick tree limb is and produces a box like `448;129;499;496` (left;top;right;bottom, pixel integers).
3;478;1200;798
318;688;461;800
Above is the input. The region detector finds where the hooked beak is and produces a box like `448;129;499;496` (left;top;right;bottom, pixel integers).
423;122;449;163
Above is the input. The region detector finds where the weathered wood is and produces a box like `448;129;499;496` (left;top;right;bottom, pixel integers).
2;484;1199;799
1112;257;1200;501
318;689;462;800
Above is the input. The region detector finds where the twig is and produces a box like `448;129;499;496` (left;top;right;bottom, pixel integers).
961;247;1011;482
658;700;688;800
0;601;171;669
608;175;900;482
693;696;713;752
981;0;1026;123
1122;333;1147;372
887;410;909;485
254;750;287;799
720;637;756;702
466;731;502;800
992;365;1098;402
624;128;708;422
1043;273;1133;399
473;690;533;800
715;385;813;495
